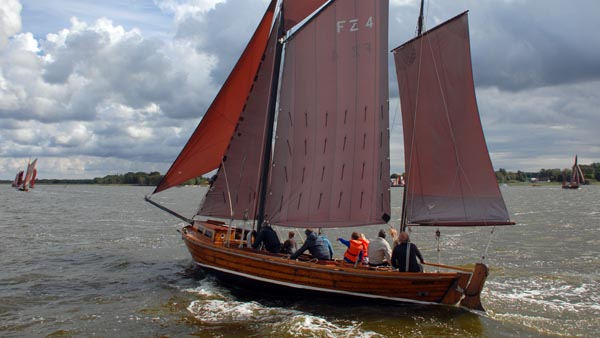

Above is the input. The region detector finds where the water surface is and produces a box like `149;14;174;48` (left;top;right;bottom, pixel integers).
0;184;598;337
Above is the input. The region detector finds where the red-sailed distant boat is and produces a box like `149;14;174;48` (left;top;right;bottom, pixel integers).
12;170;24;188
147;0;513;311
562;155;585;189
18;158;37;191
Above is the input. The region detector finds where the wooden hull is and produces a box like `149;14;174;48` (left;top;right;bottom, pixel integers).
181;223;488;311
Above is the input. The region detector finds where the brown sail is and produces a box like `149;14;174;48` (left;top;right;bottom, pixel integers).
393;13;512;226
199;14;282;220
266;0;390;228
153;1;277;193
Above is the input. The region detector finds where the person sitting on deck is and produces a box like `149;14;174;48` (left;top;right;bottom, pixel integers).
318;229;334;260
337;232;365;264
289;228;331;261
280;231;298;254
391;232;424;272
359;233;370;264
368;229;392;267
252;222;281;253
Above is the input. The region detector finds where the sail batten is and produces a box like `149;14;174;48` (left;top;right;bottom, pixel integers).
394;13;512;227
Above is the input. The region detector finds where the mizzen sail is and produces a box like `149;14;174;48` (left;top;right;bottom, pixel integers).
393;12;512;226
153;1;277;194
266;0;390;228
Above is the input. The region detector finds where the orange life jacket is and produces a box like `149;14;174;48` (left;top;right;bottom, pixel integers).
359;238;369;258
343;239;365;263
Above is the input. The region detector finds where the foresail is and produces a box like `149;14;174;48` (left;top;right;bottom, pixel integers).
199;13;282;221
153;1;277;194
266;0;390;228
393;13;512;226
283;0;329;31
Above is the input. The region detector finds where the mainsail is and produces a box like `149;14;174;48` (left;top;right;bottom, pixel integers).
266;0;390;227
393;13;512;226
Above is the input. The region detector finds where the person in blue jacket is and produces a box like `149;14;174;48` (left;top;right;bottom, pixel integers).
318;228;334;260
290;228;331;260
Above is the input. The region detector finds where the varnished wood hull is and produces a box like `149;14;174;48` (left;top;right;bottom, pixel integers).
181;224;487;310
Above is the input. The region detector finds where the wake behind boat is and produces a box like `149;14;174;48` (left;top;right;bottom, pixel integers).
147;0;513;311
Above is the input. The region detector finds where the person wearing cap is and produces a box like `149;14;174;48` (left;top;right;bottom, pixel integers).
289;228;331;260
367;229;392;267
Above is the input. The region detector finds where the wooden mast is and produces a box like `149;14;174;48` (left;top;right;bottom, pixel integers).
256;10;284;230
401;0;426;233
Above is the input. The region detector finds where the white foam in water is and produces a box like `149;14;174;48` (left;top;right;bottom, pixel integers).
181;276;230;299
185;289;378;337
276;315;379;338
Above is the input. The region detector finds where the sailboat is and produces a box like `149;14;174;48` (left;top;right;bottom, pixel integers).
391;175;405;187
12;170;24;188
147;0;513;311
562;155;585;189
18;158;38;191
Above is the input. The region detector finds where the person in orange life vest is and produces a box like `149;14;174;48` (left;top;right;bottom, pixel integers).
337;232;365;264
359;233;370;264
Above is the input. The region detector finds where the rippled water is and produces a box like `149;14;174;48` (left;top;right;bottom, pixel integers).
0;184;598;337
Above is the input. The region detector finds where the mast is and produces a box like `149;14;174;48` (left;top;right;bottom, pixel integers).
256;11;285;230
417;0;425;36
401;0;425;232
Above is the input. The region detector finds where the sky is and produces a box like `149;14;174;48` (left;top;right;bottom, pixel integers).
1;0;599;180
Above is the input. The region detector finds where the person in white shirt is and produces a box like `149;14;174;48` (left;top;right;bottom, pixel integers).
367;229;392;267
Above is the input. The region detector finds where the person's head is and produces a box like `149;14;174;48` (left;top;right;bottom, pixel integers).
378;229;386;238
351;232;360;240
398;232;409;243
288;231;295;238
305;228;314;236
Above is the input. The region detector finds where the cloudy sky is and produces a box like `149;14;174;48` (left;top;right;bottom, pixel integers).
1;0;599;180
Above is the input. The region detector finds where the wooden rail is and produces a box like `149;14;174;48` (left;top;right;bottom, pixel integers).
422;261;474;273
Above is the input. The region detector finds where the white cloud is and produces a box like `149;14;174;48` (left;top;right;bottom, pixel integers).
1;0;600;180
0;0;22;49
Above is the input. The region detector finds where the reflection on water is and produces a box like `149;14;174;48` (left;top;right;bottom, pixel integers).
0;184;598;337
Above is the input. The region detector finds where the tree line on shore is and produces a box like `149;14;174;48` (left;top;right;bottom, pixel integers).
3;162;599;186
392;162;600;184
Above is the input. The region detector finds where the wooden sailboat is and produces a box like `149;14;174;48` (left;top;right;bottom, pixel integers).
562;155;585;189
147;0;513;311
17;158;37;191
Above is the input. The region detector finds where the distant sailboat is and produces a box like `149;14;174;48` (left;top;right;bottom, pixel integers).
391;175;405;187
147;0;513;311
18;158;38;191
562;155;585;189
11;170;24;188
